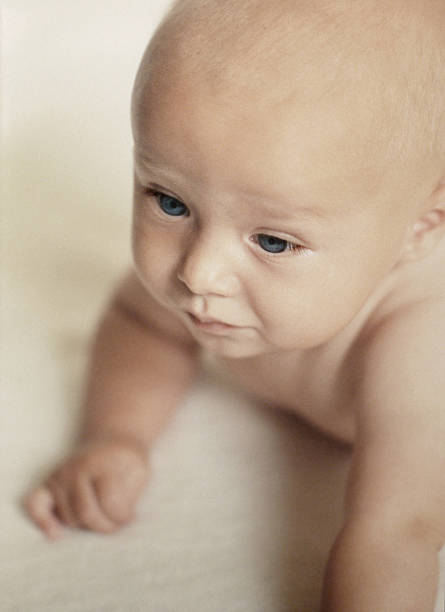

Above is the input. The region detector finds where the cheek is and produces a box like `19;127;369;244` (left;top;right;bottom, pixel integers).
131;221;178;288
131;219;152;272
251;262;370;349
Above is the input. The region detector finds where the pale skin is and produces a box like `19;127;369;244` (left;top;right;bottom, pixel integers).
26;1;445;610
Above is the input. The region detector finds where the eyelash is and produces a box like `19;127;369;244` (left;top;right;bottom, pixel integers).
144;188;308;257
250;235;306;255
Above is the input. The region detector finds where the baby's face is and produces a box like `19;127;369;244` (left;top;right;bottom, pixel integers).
132;75;412;358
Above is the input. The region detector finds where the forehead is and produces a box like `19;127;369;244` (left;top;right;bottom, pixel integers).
134;73;392;216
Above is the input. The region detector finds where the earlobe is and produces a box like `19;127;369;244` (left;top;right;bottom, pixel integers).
400;175;445;262
412;208;445;237
403;205;445;262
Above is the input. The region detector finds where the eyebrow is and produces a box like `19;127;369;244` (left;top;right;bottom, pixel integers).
133;151;329;221
134;153;180;180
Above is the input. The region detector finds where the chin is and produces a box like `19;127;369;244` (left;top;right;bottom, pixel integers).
199;337;264;360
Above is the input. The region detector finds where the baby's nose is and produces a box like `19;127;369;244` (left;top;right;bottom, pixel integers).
177;233;241;297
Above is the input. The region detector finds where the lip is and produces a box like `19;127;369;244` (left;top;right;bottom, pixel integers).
187;312;239;334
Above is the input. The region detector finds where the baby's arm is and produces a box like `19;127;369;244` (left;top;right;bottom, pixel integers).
25;269;200;538
321;301;445;612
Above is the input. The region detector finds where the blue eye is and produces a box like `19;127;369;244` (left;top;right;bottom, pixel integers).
157;193;188;216
257;234;289;253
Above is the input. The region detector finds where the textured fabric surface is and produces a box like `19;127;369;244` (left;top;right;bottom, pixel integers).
2;2;444;611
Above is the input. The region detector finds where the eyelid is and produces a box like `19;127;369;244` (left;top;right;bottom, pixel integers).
253;228;308;248
146;188;190;215
144;186;186;204
250;234;309;257
255;228;299;242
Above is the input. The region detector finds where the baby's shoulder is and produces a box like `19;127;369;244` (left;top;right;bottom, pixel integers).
367;293;445;361
349;290;445;415
355;241;445;365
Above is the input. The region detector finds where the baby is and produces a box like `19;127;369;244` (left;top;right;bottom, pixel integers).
26;0;445;609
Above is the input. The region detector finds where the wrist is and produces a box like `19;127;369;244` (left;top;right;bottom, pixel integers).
78;430;150;458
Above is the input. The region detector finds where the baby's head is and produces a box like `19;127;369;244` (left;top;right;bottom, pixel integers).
130;0;445;357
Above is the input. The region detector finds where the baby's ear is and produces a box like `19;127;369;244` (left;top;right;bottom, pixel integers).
402;178;445;261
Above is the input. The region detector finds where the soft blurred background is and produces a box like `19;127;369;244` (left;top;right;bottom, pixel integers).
2;0;166;493
2;3;444;611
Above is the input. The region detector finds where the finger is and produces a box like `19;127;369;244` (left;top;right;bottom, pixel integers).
73;476;119;533
24;487;64;540
47;478;78;529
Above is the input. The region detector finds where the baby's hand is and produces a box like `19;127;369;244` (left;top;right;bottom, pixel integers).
24;438;149;540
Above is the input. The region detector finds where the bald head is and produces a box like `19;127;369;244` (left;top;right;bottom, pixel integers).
132;0;445;187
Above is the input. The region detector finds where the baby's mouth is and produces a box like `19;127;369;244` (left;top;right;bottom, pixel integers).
187;312;240;334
